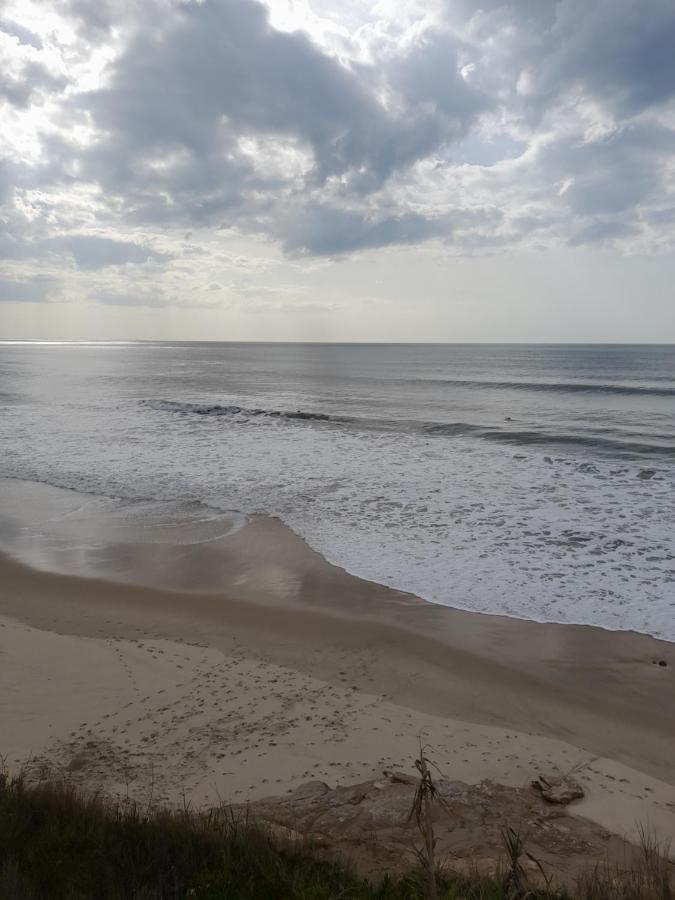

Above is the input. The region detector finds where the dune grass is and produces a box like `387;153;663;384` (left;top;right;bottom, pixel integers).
0;770;672;899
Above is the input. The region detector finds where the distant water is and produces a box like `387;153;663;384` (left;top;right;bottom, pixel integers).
1;341;674;639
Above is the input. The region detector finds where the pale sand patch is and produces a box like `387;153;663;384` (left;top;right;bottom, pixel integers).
2;614;674;852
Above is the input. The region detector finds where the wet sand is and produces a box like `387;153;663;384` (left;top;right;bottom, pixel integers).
0;478;674;850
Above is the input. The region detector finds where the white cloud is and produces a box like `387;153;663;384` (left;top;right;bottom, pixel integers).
1;0;674;336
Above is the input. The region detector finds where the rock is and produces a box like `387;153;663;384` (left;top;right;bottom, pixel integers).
336;783;372;805
288;781;331;802
531;775;584;805
383;770;417;786
232;771;637;888
435;780;471;803
366;795;413;827
638;468;656;480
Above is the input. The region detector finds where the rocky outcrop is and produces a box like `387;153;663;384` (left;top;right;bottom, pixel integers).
238;771;630;886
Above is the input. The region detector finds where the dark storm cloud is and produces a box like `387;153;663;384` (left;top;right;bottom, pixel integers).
43;235;169;269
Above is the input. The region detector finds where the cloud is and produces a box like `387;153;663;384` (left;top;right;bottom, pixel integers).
389;30;490;125
281;205;443;256
1;0;674;272
43;235;169;269
0;18;43;49
0;276;55;303
568;221;639;247
65;0;489;235
535;0;675;117
79;0;466;187
536;123;675;219
57;0;149;39
90;289;167;307
59;0;118;35
457;0;675;118
0;62;67;108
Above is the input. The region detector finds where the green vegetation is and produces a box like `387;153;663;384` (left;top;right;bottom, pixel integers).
0;771;672;899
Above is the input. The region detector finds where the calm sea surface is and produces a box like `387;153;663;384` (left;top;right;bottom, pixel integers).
1;342;674;638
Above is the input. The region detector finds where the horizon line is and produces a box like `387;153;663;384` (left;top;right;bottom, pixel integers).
2;339;675;347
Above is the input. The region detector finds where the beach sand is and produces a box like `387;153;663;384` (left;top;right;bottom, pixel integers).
0;478;674;853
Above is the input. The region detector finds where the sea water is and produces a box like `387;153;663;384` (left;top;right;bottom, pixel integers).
1;341;673;639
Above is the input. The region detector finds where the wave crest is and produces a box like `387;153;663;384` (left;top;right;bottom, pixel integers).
144;399;340;423
146;399;675;458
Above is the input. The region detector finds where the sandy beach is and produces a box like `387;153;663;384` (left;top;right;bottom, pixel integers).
1;478;674;855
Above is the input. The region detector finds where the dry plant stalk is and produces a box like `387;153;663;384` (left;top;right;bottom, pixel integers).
502;826;530;900
408;743;452;900
501;825;552;900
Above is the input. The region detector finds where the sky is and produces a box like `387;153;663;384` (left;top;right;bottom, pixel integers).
1;0;675;342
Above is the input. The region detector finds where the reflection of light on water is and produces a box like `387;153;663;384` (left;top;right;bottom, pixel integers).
0;341;138;346
0;481;248;587
0;527;83;579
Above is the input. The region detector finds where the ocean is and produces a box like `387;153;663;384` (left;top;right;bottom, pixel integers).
1;341;674;639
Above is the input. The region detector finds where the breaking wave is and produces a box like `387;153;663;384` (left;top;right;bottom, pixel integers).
146;399;675;459
143;399;349;423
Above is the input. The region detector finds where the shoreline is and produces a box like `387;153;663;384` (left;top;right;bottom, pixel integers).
0;478;674;852
2;457;673;645
0;473;671;645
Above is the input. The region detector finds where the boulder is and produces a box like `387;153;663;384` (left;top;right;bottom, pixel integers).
532;775;584;805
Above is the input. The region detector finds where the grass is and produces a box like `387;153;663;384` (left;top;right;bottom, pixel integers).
0;770;672;899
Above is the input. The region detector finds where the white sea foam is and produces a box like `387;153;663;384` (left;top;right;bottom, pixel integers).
1;397;674;640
